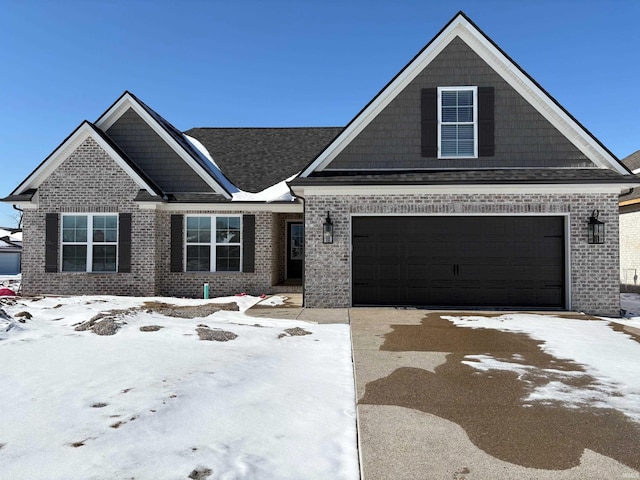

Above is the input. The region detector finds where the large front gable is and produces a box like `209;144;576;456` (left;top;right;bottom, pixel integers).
297;12;627;179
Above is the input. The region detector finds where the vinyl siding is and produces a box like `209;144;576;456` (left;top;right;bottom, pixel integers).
327;37;594;170
106;108;214;192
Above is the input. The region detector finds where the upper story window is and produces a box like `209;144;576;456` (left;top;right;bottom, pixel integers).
61;214;118;272
438;86;478;158
185;215;242;272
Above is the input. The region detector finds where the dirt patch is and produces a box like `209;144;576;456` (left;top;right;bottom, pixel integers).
188;467;213;480
139;325;163;332
91;402;108;408
74;310;132;335
360;312;640;471
196;327;238;342
14;311;32;320
278;327;312;339
143;301;238;318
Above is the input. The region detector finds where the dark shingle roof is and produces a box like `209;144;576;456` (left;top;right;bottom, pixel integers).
622;150;640;172
185;127;343;193
291;168;639;186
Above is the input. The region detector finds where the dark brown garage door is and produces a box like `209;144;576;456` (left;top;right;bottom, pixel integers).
352;216;565;308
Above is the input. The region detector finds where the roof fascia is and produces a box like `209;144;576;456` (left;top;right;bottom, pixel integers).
11;121;160;196
94;92;232;199
300;12;627;177
137;201;303;213
291;184;632;197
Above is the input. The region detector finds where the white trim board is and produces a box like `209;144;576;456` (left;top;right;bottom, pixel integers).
292;184;629;196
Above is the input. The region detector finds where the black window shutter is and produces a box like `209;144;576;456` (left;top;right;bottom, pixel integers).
242;215;255;273
421;88;438;157
45;213;59;272
118;213;132;273
170;215;184;272
478;87;495;157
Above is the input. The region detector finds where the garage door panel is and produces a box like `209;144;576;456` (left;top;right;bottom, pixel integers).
352;216;565;308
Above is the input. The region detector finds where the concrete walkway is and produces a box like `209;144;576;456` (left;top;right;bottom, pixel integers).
246;293;350;324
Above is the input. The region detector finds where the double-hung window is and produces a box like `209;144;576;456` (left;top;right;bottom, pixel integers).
438;86;477;158
185;215;242;272
61;214;118;272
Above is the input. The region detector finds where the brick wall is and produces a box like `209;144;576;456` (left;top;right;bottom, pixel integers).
22;137;157;296
304;192;620;316
619;207;640;293
155;210;275;298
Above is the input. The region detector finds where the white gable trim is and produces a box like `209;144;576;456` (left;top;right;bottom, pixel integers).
300;14;627;177
95;93;232;199
12;122;159;196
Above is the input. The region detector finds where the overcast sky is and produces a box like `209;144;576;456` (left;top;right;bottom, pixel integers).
2;0;639;226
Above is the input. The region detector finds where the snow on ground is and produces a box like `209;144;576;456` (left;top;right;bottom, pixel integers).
0;295;359;480
442;311;640;423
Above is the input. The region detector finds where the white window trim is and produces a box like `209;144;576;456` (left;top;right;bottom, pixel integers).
437;86;478;159
184;214;243;272
60;213;119;273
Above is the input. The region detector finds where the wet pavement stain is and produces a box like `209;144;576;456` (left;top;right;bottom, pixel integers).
359;313;640;471
609;322;640;344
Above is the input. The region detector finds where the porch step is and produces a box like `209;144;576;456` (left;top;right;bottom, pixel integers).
270;284;303;294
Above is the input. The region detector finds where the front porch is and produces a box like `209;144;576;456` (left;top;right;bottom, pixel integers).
270;213;304;292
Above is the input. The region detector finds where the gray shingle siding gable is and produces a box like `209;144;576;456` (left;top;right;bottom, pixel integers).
328;37;594;171
106;108;214;193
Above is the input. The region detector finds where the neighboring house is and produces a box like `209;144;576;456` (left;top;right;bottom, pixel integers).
2;12;637;316
618;150;640;292
0;228;21;275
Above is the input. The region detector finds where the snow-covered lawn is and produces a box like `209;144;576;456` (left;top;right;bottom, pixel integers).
0;295;359;480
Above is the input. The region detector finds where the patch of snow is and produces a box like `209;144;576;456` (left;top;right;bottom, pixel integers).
0;295;359;479
443;313;640;422
183;134;239;194
257;295;288;307
231;174;297;203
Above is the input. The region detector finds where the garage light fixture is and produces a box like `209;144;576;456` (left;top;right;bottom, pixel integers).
587;209;605;244
323;211;334;244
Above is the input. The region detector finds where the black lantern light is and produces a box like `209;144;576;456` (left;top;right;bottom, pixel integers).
587;209;605;244
322;211;334;244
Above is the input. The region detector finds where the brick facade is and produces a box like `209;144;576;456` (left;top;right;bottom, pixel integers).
22;137;157;297
619;207;640;293
22;137;281;299
304;192;620;317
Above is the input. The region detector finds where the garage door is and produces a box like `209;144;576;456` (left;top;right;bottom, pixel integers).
352;216;565;308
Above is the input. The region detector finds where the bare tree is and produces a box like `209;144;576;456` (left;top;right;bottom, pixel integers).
10;206;23;229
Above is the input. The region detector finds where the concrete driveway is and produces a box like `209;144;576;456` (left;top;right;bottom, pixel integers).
350;309;640;480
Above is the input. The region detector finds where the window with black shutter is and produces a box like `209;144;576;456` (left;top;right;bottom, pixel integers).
421;86;494;159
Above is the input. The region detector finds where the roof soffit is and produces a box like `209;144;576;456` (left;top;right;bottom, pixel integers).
95;93;232;199
300;13;627;177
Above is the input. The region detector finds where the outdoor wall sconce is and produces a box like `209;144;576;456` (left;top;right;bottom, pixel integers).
322;211;334;244
588;209;605;244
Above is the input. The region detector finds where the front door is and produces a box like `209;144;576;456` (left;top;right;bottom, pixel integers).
287;222;304;279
